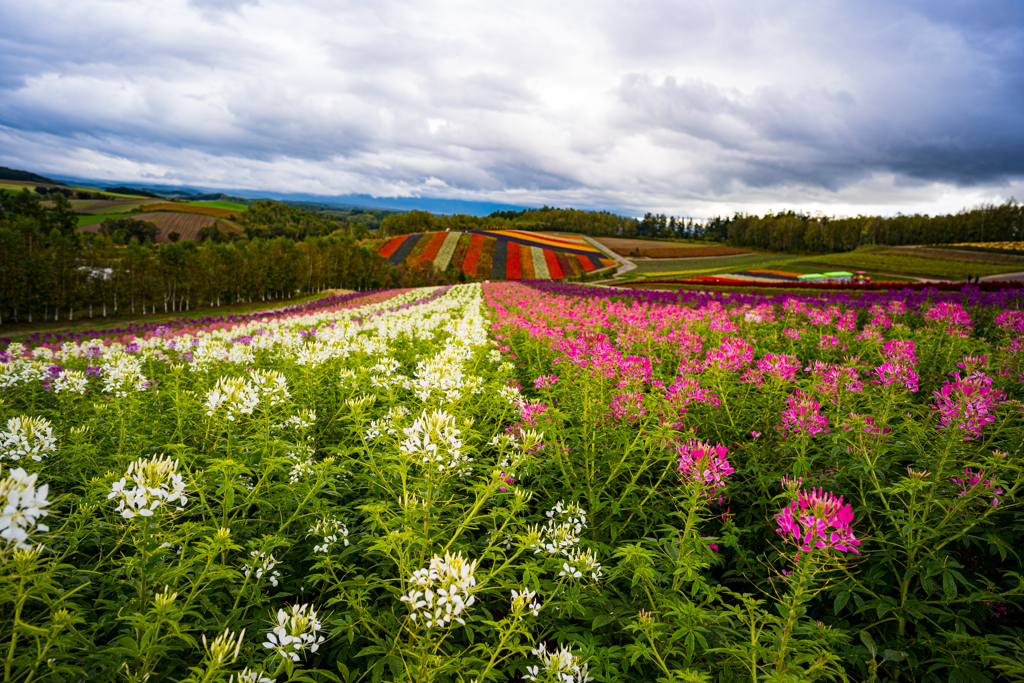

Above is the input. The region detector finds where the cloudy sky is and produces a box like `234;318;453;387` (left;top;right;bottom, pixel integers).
2;0;1023;217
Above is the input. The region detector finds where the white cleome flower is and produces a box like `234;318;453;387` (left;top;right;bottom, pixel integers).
204;376;260;421
243;550;282;587
400;409;471;473
262;604;326;662
52;369;89;395
511;588;542;617
100;355;151;397
399;551;479;628
523;642;593;683
107;454;189;519
0;467;51;549
558;549;603;583
307;517;349;554
231;667;276;683
248;369;290;406
0;416;57;463
531;501;588;556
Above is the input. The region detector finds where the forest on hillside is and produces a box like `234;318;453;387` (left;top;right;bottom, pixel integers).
0;191;455;325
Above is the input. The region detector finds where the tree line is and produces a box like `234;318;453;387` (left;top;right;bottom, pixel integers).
0;190;456;326
712;200;1024;253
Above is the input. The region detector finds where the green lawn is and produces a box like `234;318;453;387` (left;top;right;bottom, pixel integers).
77;213;135;226
189;200;249;212
83;202;155;215
631;252;791;274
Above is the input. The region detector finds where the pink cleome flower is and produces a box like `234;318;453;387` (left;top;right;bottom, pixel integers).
778;391;830;436
705;336;755;371
675;439;735;495
993;310;1024;335
928;373;1004;440
871;339;919;392
533;374;559;390
949;468;1004;507
924;302;973;337
775;488;861;554
608;392;646;424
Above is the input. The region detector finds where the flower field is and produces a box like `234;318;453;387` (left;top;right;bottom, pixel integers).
951;241;1024;252
378;231;617;279
2;282;1024;682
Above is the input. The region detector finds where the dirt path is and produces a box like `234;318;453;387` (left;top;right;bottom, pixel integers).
580;236;636;279
980;271;1024;282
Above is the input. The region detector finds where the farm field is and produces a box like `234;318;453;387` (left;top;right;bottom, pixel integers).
792;251;1024;280
951;241;1024;252
1;282;1022;682
594;236;722;250
611;245;749;258
877;247;1024;266
379;230;616;279
630;252;790;274
189;200;250;212
132;211;217;242
76;212;135;226
81;200;163;214
141;202;243;217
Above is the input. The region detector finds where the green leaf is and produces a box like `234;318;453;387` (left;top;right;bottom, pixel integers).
592;614;615;630
942;570;957;600
833;590;851;614
387;655;403;679
860;631;878;657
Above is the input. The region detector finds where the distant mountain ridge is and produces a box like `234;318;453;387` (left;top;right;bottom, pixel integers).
42;172;538;216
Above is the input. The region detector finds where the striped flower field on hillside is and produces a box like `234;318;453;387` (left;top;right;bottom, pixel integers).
378;230;616;279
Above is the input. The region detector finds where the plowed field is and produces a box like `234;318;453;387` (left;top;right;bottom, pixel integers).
133;212;217;242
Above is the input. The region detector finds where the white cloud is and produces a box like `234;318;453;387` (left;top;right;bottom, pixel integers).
0;0;1022;217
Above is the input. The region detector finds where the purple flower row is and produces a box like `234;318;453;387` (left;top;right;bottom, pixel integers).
3;290;381;348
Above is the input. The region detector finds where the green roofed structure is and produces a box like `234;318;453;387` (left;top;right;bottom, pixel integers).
825;271;853;277
798;273;825;280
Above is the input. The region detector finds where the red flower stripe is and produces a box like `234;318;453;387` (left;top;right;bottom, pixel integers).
506;240;522;279
417;232;448;263
543;248;564;279
378;235;408;258
575;253;596;272
462;234;486;277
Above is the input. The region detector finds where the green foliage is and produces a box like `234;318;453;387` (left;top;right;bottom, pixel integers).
236;202;349;241
718;201;1024;253
98;217;160;245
